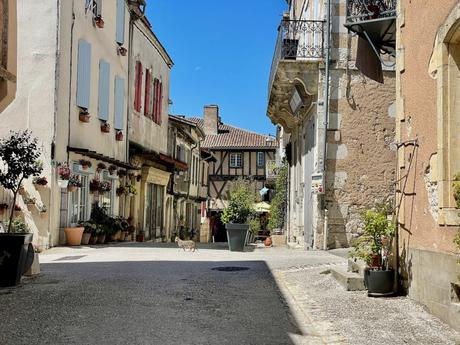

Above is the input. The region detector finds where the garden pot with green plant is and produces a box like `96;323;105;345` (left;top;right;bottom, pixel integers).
0;131;42;286
67;175;82;192
32;176;48;190
350;203;396;297
221;179;256;252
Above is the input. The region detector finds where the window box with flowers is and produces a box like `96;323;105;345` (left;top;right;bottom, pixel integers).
32;176;48;190
67;175;82;193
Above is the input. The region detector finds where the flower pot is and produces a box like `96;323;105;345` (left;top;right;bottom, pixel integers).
97;234;106;244
81;233;91;245
64;227;84;246
136;233;144;242
264;237;273;247
0;233;33;287
364;268;395;297
58;179;69;189
34;184;47;191
89;235;98;245
79;113;91;123
115;131;123;141
118;46;127;56
94;16;104;28
39;212;47;218
101;124;110;133
67;185;78;193
225;223;249;252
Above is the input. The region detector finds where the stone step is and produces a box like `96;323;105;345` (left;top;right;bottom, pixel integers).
348;258;367;275
331;267;366;291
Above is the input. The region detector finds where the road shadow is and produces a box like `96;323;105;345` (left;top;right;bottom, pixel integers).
0;260;304;345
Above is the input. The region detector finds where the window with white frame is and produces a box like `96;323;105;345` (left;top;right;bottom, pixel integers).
257;152;265;167
69;175;89;225
229;153;243;168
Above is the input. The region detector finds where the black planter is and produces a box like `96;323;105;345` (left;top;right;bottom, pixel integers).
0;233;33;287
225;224;249;252
365;268;395;297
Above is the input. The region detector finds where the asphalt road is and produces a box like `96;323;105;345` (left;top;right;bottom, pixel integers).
0;243;341;345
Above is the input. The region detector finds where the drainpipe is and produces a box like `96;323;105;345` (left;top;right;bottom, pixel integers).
321;0;332;249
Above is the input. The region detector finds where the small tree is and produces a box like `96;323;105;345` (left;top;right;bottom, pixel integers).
268;163;288;231
0;130;42;233
221;179;256;224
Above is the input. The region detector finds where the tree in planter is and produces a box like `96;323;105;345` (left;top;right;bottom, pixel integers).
221;179;256;225
268;163;288;233
0;131;42;233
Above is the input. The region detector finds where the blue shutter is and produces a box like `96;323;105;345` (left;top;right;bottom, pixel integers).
114;76;125;130
98;60;110;121
116;0;125;44
76;39;91;109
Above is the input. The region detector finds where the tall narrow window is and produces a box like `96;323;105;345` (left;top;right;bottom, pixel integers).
134;61;142;112
144;69;151;116
76;40;92;109
257;152;265;167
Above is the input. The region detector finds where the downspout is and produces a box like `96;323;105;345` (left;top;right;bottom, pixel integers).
321;0;331;249
67;1;76;162
126;5;134;166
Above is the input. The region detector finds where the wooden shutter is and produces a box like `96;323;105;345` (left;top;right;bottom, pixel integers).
114;76;125;130
98;59;110;121
116;0;125;44
144;70;151;116
134;61;142;112
152;78;158;123
76;39;92;109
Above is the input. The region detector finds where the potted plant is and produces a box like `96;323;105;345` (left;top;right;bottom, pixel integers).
64;221;85;246
117;169;127;178
116;185;126;196
0;130;42;287
136;230;145;242
115;130;123;141
96;162;107;173
100;121;110;133
94;15;104;28
23;197;36;206
117;46;127;56
99;180;112;193
221;179;256;252
350;203;396;297
81;221;95;245
124;184;137;196
119;217;129;241
32;176;48;190
79;159;92;170
67;175;82;192
108;164;117;175
57;163;71;188
79;109;91;123
37;204;47;218
89;179;100;194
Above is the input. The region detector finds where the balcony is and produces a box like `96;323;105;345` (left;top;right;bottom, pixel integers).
267;19;325;133
344;0;397;56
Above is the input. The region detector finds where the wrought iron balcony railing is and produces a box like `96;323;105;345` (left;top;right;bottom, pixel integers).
268;19;325;96
346;0;396;23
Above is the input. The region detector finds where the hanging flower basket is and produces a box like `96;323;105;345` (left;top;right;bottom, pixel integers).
58;179;69;189
89;179;100;193
101;122;111;133
108;164;117;175
79;159;92;170
79;111;91;123
96;162;107;173
118;46;127;56
32;176;48;190
99;180;112;193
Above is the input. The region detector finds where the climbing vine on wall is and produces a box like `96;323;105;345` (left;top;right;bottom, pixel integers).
268;163;288;231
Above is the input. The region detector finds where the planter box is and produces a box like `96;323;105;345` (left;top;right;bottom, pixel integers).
64;227;84;246
225;223;249;252
0;233;33;287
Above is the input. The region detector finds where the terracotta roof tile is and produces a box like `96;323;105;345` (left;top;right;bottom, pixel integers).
188;117;277;149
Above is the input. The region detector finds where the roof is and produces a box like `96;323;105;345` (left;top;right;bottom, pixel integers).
188;118;277;150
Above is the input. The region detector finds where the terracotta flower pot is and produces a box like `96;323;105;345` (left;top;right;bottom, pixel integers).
94;16;104;28
264;237;273;247
34;184;47;191
101;123;110;133
115;131;123;141
79;113;90;123
64;227;84;246
118;46;127;56
81;233;91;245
97;234;106;244
67;185;78;193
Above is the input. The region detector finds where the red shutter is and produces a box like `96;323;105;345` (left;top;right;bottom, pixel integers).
158;81;163;124
153;78;159;123
134;61;143;112
144;69;151;116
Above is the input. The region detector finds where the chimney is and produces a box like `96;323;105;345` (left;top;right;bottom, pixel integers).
203;105;219;136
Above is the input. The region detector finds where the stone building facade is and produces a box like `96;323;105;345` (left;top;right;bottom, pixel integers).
267;0;396;249
0;0;16;112
394;0;460;331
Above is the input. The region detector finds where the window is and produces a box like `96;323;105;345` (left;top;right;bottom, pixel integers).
133;61;142;112
230;153;243;168
69;175;89;225
257;152;265;167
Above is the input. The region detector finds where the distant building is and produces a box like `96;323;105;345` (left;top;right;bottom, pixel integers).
189;105;277;241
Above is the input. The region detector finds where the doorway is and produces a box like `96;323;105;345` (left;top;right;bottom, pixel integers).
145;183;164;241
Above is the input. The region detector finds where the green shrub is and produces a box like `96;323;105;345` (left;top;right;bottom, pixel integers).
268;164;288;231
221;179;256;224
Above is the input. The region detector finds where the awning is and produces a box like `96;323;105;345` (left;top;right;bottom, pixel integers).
67;147;139;170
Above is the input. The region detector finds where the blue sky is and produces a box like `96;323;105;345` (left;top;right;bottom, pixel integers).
147;1;287;136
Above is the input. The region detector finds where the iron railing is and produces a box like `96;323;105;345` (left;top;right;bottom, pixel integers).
346;0;396;23
268;19;325;96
